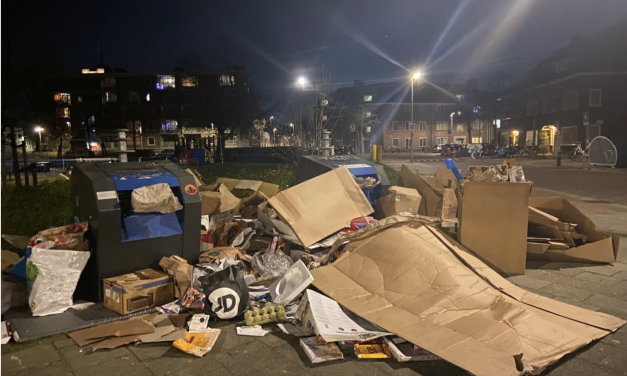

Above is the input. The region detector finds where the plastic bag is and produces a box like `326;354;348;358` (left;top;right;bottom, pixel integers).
250;242;294;280
27;242;90;316
131;183;183;214
199;263;249;319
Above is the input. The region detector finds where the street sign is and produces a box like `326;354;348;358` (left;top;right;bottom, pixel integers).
409;122;415;131
447;129;452;134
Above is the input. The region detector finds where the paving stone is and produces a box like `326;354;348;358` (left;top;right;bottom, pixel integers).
579;263;627;277
577;341;621;364
368;359;465;376
128;343;172;362
575;272;622;286
256;330;295;348
213;340;300;376
537;262;587;276
601;326;627;347
583;294;627;319
145;351;233;376
60;345;130;371
506;275;553;290
539;283;594;302
3;360;74;376
599;349;627;373
544;357;624;376
578;280;627;299
532;271;588;287
73;354;152;376
211;323;256;351
53;337;77;350
1;343;61;373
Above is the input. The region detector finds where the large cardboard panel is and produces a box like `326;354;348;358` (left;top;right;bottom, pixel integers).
400;165;442;217
528;197;618;263
311;219;624;376
460;182;530;275
374;186;422;218
268;166;373;247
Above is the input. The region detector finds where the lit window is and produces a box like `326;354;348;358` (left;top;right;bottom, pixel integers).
182;76;197;87
161;120;178;131
147;137;156;146
53;93;71;105
101;77;116;88
77;96;83;103
363;95;372;102
391;121;399;131
146;93;151;102
562;91;579;110
56;107;70;119
219;74;235;86
437;137;447;145
365;111;371;118
366;126;371;133
102;91;117;104
456;124;464;131
589;89;602;107
156;75;176;90
88;116;95;125
472;137;482;143
436;121;448;131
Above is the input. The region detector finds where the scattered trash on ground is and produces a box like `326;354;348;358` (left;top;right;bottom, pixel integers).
1;160;624;376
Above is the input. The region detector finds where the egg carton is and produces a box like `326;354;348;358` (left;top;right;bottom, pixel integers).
244;304;287;326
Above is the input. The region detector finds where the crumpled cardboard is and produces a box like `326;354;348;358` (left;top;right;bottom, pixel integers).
215;177;279;205
131;183;183;214
311;217;625;376
527;197;618;263
199;184;241;216
374;186;422;219
268;166;373;248
159;256;194;298
400;165;442;217
459;181;530;275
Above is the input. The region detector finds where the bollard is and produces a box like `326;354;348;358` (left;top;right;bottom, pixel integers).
372;145;378;162
376;145;383;164
556;154;561;167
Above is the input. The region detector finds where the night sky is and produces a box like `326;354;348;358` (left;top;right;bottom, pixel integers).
8;0;627;99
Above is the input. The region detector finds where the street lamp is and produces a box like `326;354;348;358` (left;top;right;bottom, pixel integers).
410;71;422;163
449;111;461;144
34;126;44;151
297;77;306;87
273;127;277;146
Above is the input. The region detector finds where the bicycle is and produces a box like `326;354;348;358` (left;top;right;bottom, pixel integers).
568;141;590;162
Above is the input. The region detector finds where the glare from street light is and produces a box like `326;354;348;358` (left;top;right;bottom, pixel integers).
289;123;294;127
273;128;277;132
34;126;44;133
297;77;306;86
270;116;274;120
412;71;422;80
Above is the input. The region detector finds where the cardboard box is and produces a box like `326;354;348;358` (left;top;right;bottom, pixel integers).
268;166;373;248
103;269;174;315
528;197;618;263
310;218;625;376
374;186;422;218
459;181;530;275
399;165;442;217
200;184;241;216
215;177;279;203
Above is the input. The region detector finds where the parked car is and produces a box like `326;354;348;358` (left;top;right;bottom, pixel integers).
155;149;175;159
440;144;461;157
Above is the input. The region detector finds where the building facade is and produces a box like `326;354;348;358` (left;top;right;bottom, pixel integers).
41;66;249;155
498;20;627;165
332;80;493;152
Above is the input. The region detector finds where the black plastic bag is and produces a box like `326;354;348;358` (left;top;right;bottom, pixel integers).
199;263;249;319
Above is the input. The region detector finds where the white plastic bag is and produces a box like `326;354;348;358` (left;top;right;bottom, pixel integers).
131;183;183;214
27;242;90;316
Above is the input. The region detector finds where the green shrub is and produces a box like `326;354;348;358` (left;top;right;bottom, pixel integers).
1;180;73;237
196;163;295;188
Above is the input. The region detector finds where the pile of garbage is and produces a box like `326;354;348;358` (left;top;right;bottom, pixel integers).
1;161;624;376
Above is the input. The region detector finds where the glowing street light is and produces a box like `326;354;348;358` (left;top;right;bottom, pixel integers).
410;71;422;163
297;77;306;87
34;126;44;150
273;127;278;145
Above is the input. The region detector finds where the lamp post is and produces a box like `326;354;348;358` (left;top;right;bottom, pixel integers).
410;71;421;163
269;116;274;147
297;77;306;138
273;127;277;146
449;111;461;144
34;126;44;151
